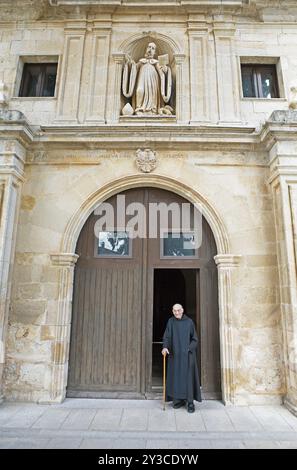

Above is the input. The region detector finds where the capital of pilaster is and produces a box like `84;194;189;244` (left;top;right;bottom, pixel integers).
214;254;242;268
90;20;112;33
187;15;209;34
64;21;88;34
112;52;126;64
266;133;297;187
213;16;236;37
0;140;27;183
50;253;79;268
174;53;186;65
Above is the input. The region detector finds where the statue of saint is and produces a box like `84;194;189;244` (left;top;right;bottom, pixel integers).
122;42;173;116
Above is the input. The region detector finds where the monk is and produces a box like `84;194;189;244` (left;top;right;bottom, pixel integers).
162;303;202;413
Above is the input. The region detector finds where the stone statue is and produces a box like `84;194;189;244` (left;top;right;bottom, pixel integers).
122;42;173;116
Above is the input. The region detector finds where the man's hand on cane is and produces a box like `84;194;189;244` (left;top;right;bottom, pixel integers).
162;348;169;356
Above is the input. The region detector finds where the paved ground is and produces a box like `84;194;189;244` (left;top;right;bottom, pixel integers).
0;399;297;449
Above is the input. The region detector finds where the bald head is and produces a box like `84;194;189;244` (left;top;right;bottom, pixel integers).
145;42;157;58
172;303;184;319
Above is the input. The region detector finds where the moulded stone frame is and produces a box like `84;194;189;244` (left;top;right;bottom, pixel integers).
48;174;241;404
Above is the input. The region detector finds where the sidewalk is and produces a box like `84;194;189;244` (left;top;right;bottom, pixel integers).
0;399;297;449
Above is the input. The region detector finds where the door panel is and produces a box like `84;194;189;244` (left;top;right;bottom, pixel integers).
67;189;144;397
68;265;142;393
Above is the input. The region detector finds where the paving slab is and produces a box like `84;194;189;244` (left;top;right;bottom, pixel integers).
146;439;212;449
242;440;281;449
32;408;71;429
211;440;246;449
90;409;123;430
46;438;83;449
61;409;97;430
14;438;51;449
249;406;295;432
226;407;263;432
3;406;46;429
148;408;176;432
0;400;296;449
200;409;235;432
175;410;206;432
0;437;19;449
80;438;115;449
120;409;149;431
276;441;297;449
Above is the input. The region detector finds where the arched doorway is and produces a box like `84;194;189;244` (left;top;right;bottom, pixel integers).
67;187;221;399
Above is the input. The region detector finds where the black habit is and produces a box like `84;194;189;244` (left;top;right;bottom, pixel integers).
162;314;202;403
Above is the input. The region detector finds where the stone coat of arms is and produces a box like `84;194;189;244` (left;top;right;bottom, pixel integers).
135;148;157;173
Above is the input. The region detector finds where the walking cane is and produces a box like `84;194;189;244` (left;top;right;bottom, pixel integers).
163;352;166;411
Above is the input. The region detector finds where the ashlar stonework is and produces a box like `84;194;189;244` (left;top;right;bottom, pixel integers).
0;0;296;416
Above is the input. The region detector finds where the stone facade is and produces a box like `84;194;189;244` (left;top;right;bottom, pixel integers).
0;0;296;414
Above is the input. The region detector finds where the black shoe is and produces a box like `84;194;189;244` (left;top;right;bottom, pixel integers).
187;402;195;413
173;400;186;409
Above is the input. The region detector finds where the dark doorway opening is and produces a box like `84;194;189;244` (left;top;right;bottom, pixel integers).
152;268;199;389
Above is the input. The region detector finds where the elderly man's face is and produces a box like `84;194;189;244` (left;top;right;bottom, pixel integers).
146;43;156;58
172;305;184;319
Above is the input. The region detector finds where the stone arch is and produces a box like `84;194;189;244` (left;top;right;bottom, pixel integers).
50;175;241;405
61;174;229;255
119;31;182;54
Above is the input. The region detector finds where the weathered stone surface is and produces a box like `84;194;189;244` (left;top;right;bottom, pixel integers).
21;196;36;211
269;110;297;123
0;0;296;409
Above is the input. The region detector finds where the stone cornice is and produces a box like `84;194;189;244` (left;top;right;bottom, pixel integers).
40;123;256;134
49;0;248;6
267;167;297;187
1;1;297;24
46;1;254;18
0;111;37;148
0;168;25;184
37;123;259;149
0;121;258;144
260;111;297;151
2;110;297;154
45;1;297;24
0;125;36;148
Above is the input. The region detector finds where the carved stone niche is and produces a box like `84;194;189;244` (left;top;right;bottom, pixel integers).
120;35;176;119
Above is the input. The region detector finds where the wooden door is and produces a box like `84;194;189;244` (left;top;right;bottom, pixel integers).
67;187;221;399
145;189;221;398
67;189;145;397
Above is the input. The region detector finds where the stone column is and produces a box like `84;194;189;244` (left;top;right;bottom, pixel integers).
213;17;241;124
188;19;211;123
83;20;112;124
266;114;297;415
56;22;87;123
109;53;126;124
43;253;79;403
0;139;25;402
174;53;186;124
214;254;242;404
